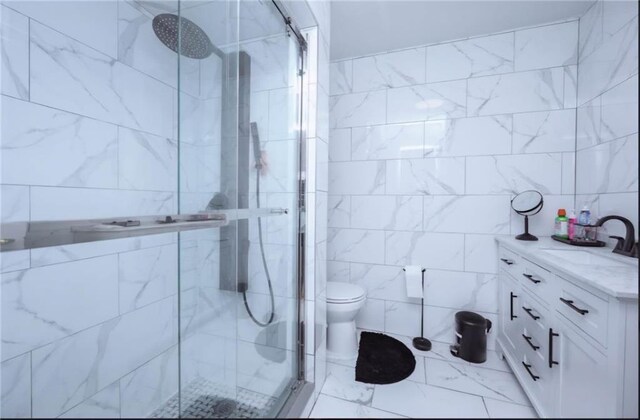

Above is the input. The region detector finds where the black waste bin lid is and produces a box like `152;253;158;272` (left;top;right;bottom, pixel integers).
455;311;487;327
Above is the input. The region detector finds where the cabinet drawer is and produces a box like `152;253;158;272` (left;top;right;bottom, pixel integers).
519;352;555;416
520;257;554;305
498;247;521;278
556;278;608;347
520;292;550;362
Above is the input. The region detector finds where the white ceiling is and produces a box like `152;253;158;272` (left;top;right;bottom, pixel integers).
330;0;595;60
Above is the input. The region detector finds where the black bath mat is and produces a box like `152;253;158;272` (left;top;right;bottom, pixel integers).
355;331;416;384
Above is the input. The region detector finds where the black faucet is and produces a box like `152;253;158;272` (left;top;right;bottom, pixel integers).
594;215;638;258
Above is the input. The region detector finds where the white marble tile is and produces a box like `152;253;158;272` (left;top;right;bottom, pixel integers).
353;48;426;91
118;127;178;192
118;0;199;96
483;398;538;418
425;358;530;405
59;381;120;419
427;33;513;82
330;90;387;128
384;301;421;337
385;157;465;195
562;152;576;195
468;68;564;116
350;263;406;303
329;128;351;162
179;95;222;146
423;195;510;234
384;231;464;271
564;65;578;108
199;54;223;100
464;234;500;274
180;142;220;194
351;195;423;231
310;393;403;418
387;80;467;123
576;96;601;150
602;0;639;38
30;22;174;138
356;298;386;332
352;122;424;160
321;362;374;405
328;261;350;283
515;21;578;71
119;245;178;313
576;134;638;194
120;346;178;418
371;379;488;418
328;195;350;228
598;192;639;240
0;250;30;273
1;256;119;361
2;96;118;188
330;60;353;96
578;0;603;61
0;353;31;418
577;15;638;106
424;115;512;157
1;5;29;99
512;109;576;154
466;154;563;195
269;87;298;141
8;0;118;57
327;228;385;264
424;270;498;314
236;341;293;396
317;140;329;192
30;187;175;221
600;75;638;143
0;185;29;223
240;35;293;92
329;160;385;195
31;296;176;417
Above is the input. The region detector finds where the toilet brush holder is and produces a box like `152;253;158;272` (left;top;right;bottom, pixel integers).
404;268;432;352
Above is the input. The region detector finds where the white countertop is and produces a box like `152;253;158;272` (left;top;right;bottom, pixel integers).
496;236;638;300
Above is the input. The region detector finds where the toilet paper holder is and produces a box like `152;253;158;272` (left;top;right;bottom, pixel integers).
403;267;432;352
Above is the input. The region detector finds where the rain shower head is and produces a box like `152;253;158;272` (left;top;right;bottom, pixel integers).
152;13;213;59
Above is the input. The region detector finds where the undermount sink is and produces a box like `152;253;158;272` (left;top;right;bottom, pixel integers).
541;249;629;267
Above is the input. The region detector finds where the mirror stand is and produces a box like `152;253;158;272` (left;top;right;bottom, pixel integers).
515;215;538;241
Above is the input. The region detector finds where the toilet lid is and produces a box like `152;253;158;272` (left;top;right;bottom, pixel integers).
326;282;365;303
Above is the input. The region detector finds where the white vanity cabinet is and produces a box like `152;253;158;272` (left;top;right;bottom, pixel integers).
496;238;638;418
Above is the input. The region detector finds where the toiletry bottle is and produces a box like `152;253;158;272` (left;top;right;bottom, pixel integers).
578;205;591;225
555;209;568;238
568;209;576;240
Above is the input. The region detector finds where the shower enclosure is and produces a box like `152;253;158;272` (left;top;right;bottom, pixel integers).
0;0;310;417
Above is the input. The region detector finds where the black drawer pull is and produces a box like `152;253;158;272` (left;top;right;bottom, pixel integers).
522;306;540;320
500;258;514;265
510;292;518;320
522;334;540;351
548;328;559;368
522;362;540;381
559;298;589;315
522;273;541;284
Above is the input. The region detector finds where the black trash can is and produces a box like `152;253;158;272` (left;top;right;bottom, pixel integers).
449;311;492;363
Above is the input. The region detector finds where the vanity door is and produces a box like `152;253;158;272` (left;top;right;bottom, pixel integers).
498;271;522;355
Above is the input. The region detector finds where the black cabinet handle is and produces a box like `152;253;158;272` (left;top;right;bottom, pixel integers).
522;306;540;320
522;273;541;284
559;297;589;315
522;334;540;351
510;292;518;320
522;362;540;381
548;328;559;368
500;258;514;265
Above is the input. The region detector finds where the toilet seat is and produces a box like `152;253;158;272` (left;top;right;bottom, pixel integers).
326;281;366;303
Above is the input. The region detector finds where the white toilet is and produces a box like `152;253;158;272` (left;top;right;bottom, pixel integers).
326;281;366;360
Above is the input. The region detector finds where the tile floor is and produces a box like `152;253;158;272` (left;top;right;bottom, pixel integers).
308;331;538;418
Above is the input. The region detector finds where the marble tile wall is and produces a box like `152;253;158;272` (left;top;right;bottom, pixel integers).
328;20;581;351
575;0;638;241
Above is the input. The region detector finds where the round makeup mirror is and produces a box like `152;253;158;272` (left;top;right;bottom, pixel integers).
511;190;543;241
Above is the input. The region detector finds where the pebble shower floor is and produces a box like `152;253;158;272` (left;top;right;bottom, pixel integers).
149;377;277;418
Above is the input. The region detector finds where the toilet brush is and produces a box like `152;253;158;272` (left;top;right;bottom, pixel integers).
403;268;432;351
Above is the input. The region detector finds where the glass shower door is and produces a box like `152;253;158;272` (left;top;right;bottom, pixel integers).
176;0;303;417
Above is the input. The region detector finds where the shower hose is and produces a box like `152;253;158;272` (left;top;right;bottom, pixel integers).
242;168;276;327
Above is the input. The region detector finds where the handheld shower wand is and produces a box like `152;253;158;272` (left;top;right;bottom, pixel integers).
251;122;263;170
